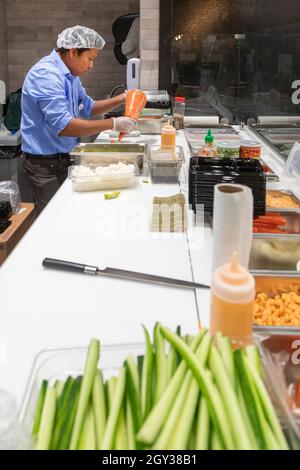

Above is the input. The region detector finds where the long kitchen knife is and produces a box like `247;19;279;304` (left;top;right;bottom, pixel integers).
42;258;209;290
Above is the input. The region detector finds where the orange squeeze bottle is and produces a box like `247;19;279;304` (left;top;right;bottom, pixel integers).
119;89;147;141
161;121;176;152
209;252;255;349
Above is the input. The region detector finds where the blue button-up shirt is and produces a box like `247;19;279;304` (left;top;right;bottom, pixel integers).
21;49;95;155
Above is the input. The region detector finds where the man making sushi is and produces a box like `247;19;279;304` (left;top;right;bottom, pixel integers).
21;25;136;214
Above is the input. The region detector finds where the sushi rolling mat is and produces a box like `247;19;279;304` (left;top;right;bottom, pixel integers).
151;193;186;233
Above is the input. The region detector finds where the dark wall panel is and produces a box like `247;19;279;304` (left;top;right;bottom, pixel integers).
174;0;300;35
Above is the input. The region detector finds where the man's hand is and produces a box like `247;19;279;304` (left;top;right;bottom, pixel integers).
121;90;128;103
112;117;137;133
91;91;127;116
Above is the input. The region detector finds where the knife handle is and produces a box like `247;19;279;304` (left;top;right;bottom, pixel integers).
42;258;97;275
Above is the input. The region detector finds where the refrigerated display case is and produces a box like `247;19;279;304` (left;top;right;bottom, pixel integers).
249;124;300;162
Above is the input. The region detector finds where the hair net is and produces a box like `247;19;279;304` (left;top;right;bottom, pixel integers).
57;25;105;50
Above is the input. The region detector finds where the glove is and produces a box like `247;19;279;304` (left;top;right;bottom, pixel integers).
121;90;128;103
112;116;137;133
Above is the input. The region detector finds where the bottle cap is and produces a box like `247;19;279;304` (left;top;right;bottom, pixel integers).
240;140;261;148
211;252;255;304
162;121;175;133
205;129;214;144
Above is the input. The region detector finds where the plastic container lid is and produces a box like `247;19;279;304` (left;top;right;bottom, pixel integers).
205;129;214;144
240;140;261;148
217;142;241;150
149;145;184;163
175;97;186;102
211;252;255;304
282;141;300;181
161;123;176;134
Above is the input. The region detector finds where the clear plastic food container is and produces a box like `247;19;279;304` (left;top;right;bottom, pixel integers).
255;331;300;444
240;141;262;159
19;340;300;450
217;142;240;158
147;145;185;184
18;343;145;444
68;163;136;192
69;143;147;175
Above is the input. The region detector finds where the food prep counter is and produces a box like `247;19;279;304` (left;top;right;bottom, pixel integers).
185;124;300;328
0;124;299;409
0;132;199;404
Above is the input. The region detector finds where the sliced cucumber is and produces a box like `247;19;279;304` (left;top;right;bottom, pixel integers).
35;386;56;450
69;338;100;450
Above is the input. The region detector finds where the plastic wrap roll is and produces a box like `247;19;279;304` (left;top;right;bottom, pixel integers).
212;183;253;271
184;116;219;127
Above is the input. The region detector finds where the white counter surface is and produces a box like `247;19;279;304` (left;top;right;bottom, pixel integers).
0;126;298;404
0;132;199;403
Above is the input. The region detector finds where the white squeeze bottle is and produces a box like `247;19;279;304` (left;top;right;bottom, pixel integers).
210;252;255;349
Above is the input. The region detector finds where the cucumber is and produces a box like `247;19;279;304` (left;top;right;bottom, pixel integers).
153;323;168;404
215;333;236;388
32;380;48;439
153;332;210;450
50;376;74;449
107;376;117;411
166;344;178;384
195;397;210;450
235;349;287;450
101;367;126;450
69;338;100;450
35;386;56;450
166;374;200;450
55;380;65;399
159;325;235;449
243;353;288;450
78;403;96;450
114;409;128;450
137;331;205;446
235;349;267;449
126;396;136;450
141;325;153;421
137;355;144;385
211;430;224;450
246;345;262;377
188;427;196;450
92;370;106;449
209;346;253;450
236;382;259;450
56;376;82;450
153;370;193;449
126;355;141;431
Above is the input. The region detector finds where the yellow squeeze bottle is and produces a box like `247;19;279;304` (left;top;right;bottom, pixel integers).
209;252;255;349
161;121;176;151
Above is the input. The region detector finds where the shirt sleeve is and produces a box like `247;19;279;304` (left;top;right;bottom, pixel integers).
78;79;95;119
28;67;74;135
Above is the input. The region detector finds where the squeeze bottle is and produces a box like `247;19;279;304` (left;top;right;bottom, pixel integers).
197;129;218;157
119;89;147;141
210;252;255;348
161;121;176;151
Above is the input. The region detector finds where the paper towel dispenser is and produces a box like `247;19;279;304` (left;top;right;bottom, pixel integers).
112;13;140;65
